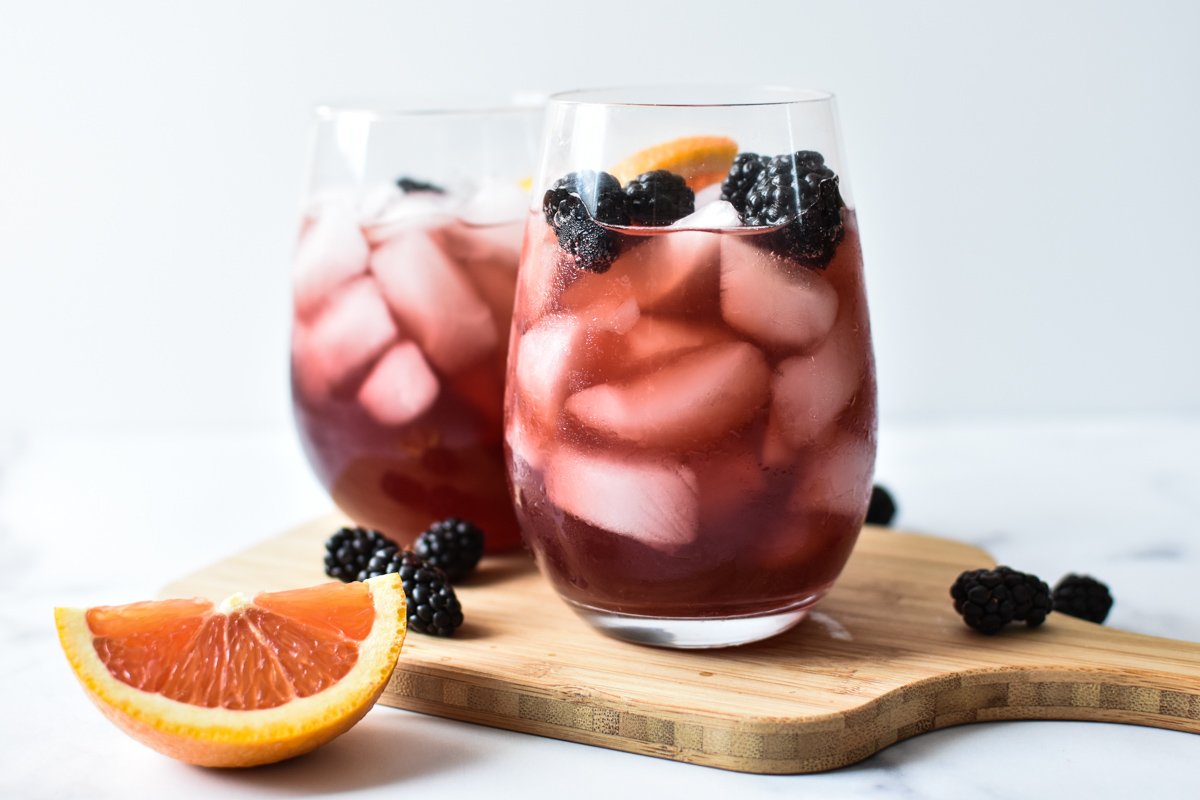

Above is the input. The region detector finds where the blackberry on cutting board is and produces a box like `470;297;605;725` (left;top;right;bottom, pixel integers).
414;517;485;582
1052;574;1114;624
543;170;629;273
361;549;464;636
950;566;1053;634
323;526;394;582
865;485;897;527
741;150;845;267
624;169;695;226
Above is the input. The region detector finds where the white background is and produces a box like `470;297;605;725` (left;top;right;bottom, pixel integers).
3;5;1200;796
1;0;1198;431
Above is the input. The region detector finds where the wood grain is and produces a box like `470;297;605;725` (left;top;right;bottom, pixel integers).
161;512;1200;773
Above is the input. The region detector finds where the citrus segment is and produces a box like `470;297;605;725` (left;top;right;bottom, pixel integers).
610;135;738;192
55;574;406;767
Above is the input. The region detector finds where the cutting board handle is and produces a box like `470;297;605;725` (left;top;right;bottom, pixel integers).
930;619;1200;733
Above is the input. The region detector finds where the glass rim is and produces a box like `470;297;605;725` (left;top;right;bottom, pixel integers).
548;84;836;108
312;100;543;121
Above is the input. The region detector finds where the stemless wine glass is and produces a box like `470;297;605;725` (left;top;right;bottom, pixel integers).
505;86;877;647
291;103;540;551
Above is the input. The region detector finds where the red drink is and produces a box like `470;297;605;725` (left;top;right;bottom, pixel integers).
506;88;876;646
292;191;524;549
507;211;875;619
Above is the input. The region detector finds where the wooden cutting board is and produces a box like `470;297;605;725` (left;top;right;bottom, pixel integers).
162;511;1200;774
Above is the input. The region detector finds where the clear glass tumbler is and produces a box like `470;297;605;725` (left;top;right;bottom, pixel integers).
505;87;877;646
291;103;540;551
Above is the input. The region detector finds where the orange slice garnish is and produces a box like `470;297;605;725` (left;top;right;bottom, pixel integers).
610;135;738;192
55;575;406;767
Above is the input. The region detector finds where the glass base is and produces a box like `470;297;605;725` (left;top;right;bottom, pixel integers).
565;597;821;649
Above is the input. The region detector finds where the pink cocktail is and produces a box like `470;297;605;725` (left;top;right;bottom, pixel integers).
505;88;876;646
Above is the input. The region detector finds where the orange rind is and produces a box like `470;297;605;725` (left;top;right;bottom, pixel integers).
610;135;738;192
55;575;407;767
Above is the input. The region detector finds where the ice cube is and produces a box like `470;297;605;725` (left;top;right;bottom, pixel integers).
516;223;573;324
293;204;370;320
670;200;742;230
786;429;875;519
544;448;699;552
455;252;517;343
557;275;641;336
693;182;723;208
438;219;523;268
358;183;403;222
719;235;839;352
618;315;734;368
565;341;771;448
457;179;529;226
355;341;440;427
292;276;398;403
769;335;865;448
370;227;498;374
604;231;721;313
362;190;457;245
512;315;587;431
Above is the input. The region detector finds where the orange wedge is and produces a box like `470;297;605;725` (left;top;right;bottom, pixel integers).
610;135;738;192
55;575;407;767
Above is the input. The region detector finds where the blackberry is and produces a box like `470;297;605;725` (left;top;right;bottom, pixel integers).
950;566;1053;634
1052;574;1113;624
396;176;445;194
414;517;485;582
742;150;845;268
542;171;629;273
624;170;694;226
324;526;394;582
361;549;464;636
865;485;897;527
719;152;770;214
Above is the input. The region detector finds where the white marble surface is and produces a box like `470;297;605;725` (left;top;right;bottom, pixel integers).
1;418;1198;798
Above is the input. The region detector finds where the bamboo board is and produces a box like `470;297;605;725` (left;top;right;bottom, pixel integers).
162;512;1200;773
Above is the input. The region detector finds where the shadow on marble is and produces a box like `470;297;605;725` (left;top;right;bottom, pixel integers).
195;711;483;793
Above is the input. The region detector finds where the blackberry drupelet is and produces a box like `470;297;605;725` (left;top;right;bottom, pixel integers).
1052;574;1113;624
950;566;1053;634
623;169;695;226
396;176;445;194
324;526;394;582
741;150;845;267
719;152;770;214
361;549;464;636
543;170;629;273
414;517;485;582
865;485;897;527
